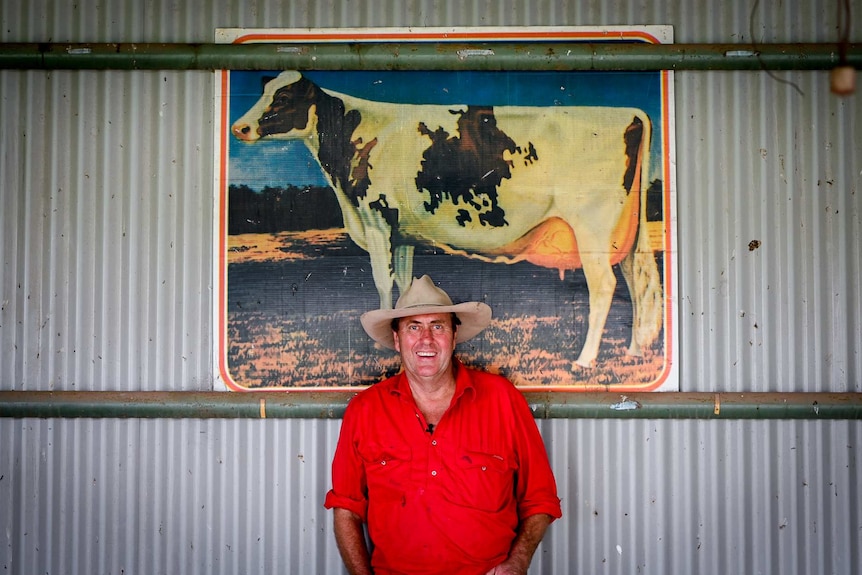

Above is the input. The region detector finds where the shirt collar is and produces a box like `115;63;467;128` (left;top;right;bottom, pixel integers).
451;358;476;401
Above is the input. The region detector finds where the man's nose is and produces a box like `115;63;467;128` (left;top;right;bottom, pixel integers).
418;326;435;340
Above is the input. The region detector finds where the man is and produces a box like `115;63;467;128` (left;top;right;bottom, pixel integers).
325;275;562;575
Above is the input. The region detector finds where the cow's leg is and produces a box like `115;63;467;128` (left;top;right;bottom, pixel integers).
364;227;395;309
575;256;617;368
619;252;642;357
392;244;415;301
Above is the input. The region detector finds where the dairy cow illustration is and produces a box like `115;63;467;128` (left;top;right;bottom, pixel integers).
232;71;662;367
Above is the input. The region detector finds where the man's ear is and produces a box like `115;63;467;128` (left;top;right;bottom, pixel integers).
392;331;401;353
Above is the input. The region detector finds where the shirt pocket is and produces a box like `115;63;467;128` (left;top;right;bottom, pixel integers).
452;449;516;513
357;442;412;496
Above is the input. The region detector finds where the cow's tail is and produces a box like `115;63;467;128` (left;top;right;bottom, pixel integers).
631;115;663;352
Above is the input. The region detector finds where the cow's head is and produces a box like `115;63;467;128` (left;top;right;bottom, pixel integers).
231;71;318;142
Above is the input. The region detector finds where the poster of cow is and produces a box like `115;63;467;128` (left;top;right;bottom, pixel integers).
214;27;678;391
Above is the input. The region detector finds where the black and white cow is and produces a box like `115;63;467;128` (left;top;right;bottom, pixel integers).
232;71;662;368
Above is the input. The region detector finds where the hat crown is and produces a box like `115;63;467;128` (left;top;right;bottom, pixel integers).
394;275;453;309
360;275;492;350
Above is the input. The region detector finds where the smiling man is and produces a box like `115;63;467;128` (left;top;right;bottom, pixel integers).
324;275;562;575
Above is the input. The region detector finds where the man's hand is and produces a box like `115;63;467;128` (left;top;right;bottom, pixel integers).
333;508;374;575
484;513;553;575
484;558;528;575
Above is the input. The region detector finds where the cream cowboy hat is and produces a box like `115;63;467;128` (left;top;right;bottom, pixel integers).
360;275;492;350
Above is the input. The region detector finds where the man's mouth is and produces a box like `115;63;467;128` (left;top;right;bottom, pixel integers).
416;350;437;357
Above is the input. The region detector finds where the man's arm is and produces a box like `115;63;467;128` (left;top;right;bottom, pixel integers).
486;513;553;575
333;507;374;575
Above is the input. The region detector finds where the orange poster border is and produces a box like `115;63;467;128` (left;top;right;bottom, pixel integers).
214;28;677;393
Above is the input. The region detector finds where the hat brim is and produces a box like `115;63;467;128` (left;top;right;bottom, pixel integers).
360;301;492;350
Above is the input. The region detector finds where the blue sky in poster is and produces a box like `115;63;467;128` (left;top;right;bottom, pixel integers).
226;70;665;190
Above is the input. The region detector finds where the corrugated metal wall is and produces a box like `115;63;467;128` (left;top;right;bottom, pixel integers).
1;0;860;573
2;417;859;574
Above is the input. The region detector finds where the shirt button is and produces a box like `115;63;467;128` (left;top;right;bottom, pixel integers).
431;440;437;446
431;470;437;476
481;466;487;471
381;460;386;466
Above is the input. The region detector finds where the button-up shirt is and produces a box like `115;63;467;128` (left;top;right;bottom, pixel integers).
324;360;562;575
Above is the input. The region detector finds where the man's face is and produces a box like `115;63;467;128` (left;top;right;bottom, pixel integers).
392;313;457;383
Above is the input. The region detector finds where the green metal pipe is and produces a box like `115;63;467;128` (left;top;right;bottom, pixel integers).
530;392;862;419
0;42;859;71
1;391;861;419
0;391;355;419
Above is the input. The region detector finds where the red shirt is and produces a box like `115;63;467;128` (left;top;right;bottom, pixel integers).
324;360;562;575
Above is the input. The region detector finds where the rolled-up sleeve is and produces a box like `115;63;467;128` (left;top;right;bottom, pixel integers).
323;400;369;522
510;388;562;521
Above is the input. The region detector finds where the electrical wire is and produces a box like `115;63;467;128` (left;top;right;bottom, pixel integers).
750;0;805;96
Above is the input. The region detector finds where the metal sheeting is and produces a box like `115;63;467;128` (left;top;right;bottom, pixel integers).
0;0;860;393
0;69;213;391
0;417;347;575
0;0;861;574
2;417;860;574
680;68;862;392
0;0;850;43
